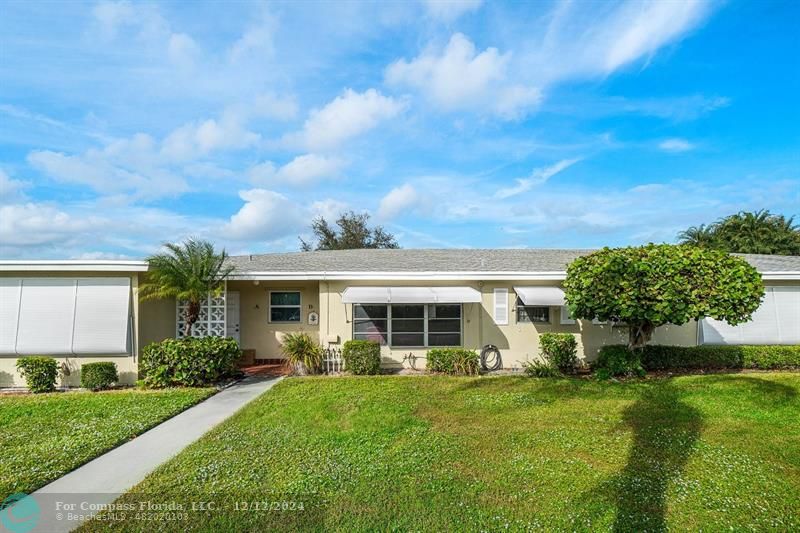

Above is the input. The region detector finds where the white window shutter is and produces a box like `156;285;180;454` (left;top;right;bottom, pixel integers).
771;286;800;343
0;279;22;354
701;286;800;345
493;288;508;325
72;278;131;354
560;306;576;325
16;278;77;355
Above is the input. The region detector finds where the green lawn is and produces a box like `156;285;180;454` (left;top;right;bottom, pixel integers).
0;387;215;498
84;374;799;531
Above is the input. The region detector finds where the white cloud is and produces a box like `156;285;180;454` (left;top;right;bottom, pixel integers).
310;198;349;221
28;149;187;198
294;89;407;150
0;202;95;246
162;112;260;161
495;158;581;199
387;2;714;118
378;183;419;219
386;33;539;117
223;189;306;240
421;0;482;22
167;33;200;67
602;0;712;73
248;154;345;187
252;93;299;121
91;1;137;39
0;170;28;202
658;138;695;152
228;9;277;63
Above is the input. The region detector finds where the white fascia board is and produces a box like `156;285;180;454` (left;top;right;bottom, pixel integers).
762;272;800;280
227;271;569;281
0;260;149;272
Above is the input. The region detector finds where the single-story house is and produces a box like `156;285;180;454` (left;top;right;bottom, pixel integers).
2;249;799;386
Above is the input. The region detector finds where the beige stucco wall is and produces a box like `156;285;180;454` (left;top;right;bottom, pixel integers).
0;271;141;387
318;279;699;369
228;280;321;359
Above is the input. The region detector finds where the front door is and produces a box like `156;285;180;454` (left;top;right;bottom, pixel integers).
226;291;240;343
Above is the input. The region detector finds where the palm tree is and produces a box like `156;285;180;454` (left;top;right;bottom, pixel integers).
677;224;718;248
715;210;800;255
139;239;233;337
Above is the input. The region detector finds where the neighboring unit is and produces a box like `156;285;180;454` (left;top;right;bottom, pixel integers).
1;250;799;386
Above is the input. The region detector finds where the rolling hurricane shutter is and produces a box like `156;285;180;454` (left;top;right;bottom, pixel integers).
0;279;22;354
493;288;508;325
701;286;799;344
72;278;131;354
16;278;77;355
772;286;800;343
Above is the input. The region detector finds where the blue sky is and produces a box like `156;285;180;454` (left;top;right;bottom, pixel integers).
1;0;798;259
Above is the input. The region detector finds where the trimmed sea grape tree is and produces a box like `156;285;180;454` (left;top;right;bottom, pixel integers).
563;244;764;350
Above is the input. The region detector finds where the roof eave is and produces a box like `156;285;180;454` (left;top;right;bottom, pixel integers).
0;260;149;272
227;270;569;281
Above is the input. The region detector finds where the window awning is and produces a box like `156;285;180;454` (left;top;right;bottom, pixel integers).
513;286;566;306
341;286;482;304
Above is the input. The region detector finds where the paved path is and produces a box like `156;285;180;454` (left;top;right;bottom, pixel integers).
29;376;283;532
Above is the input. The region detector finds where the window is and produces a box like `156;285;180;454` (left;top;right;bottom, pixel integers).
353;304;388;344
516;298;550;323
352;303;461;347
270;291;301;323
428;304;462;346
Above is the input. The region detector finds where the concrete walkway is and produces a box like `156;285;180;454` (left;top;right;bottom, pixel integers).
29;375;283;532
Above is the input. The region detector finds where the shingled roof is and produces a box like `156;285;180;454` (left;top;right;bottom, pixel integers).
225;248;800;275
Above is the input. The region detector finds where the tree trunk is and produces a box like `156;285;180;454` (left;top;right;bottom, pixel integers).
184;300;201;337
628;321;656;351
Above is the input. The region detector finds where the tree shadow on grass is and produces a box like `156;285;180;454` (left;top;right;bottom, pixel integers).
589;374;796;532
611;381;702;532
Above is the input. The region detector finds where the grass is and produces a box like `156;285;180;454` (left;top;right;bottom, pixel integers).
0;387;215;498
83;374;800;531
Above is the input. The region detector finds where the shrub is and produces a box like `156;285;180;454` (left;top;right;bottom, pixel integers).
595;346;646;379
16;357;59;393
539;333;578;373
342;340;382;375
522;360;561;378
81;362;119;391
140;336;241;388
427;348;480;375
280;332;322;375
639;344;800;371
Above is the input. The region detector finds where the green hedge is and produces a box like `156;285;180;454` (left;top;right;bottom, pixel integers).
539;333;578;373
81;362;119;391
342;340;381;375
639;344;800;370
596;344;800;378
140;336;241;388
16;357;59;393
595;346;645;379
427;348;479;375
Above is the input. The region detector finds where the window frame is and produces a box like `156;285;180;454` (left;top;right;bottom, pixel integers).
352;303;463;347
515;297;551;324
268;290;302;324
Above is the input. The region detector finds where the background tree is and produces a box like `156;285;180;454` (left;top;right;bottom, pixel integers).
300;211;399;251
563;244;764;350
140;238;233;337
678;210;800;255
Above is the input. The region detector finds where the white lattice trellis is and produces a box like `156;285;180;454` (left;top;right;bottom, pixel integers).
176;295;226;338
